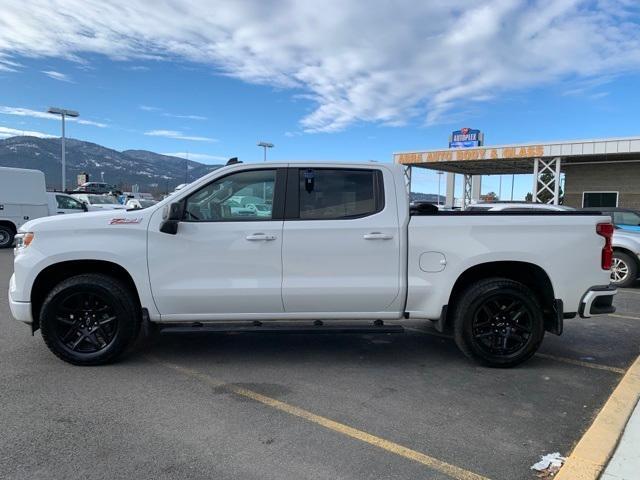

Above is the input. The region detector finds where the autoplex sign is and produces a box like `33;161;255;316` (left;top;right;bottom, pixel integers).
395;145;545;164
449;127;482;148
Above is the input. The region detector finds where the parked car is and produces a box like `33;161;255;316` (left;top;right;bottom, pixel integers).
0;167;49;248
582;207;640;233
71;194;127;211
74;182;117;194
126;198;158;210
605;229;640;287
46;192;88;215
10;162;616;367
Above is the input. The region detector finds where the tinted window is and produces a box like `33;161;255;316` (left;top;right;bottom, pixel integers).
184;169;275;221
298;169;381;220
583;192;618;207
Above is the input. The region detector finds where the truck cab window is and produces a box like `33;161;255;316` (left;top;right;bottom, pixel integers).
298;169;382;220
184;169;275;221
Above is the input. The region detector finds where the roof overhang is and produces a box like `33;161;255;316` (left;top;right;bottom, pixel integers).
394;136;640;174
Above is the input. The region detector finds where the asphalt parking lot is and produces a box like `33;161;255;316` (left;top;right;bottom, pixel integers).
1;249;639;480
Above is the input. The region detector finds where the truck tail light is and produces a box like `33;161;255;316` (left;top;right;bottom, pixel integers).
596;223;614;270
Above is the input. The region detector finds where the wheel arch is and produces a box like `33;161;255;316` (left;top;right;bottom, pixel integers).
613;246;640;268
31;260;142;332
0;220;17;232
445;261;559;334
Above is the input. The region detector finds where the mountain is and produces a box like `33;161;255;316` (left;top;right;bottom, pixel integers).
410;192;446;204
0;136;223;194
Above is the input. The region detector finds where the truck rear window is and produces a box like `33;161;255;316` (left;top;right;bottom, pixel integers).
298;169;383;220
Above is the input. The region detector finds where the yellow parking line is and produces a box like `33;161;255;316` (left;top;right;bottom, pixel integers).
608;313;640;321
534;353;626;374
147;355;491;480
555;355;640;480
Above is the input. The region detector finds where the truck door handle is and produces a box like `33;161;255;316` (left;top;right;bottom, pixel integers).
363;232;393;240
245;233;277;241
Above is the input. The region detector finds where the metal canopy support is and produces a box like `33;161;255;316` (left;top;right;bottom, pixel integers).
403;165;412;196
462;174;473;210
533;157;562;204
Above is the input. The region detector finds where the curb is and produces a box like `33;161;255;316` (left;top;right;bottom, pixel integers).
555;355;640;480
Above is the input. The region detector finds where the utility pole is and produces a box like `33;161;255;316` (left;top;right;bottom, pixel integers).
47;107;79;191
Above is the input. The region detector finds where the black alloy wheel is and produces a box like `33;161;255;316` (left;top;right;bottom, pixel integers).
53;291;119;354
40;274;140;365
453;278;545;367
470;295;533;357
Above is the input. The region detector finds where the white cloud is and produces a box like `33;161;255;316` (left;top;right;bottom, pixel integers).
0;125;56;138
1;1;639;131
139;105;206;120
41;70;73;82
163;113;207;120
144;129;216;142
163;152;227;162
0;105;107;127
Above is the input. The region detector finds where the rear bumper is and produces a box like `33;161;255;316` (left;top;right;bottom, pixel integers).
579;285;617;318
8;274;33;324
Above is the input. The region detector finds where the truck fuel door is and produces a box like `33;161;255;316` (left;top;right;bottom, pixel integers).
419;251;447;273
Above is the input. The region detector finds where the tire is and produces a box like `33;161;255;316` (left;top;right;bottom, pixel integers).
452;278;545;368
0;224;15;249
611;251;637;288
40;274;141;365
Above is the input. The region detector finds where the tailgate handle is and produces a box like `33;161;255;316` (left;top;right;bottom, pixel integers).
246;233;277;241
363;232;393;240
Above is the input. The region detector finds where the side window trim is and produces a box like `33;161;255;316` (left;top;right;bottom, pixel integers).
181;167;286;223
284;167;385;221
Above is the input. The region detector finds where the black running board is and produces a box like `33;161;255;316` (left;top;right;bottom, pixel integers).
158;322;405;335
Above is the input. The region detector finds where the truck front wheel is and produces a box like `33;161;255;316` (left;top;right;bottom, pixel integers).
40;274;141;365
452;278;545;368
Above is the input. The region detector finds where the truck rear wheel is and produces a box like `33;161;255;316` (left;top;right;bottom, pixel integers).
0;224;15;248
40;274;140;366
452;278;545;368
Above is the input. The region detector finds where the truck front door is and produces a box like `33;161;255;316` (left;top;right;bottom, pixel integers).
148;168;286;319
281;167;401;313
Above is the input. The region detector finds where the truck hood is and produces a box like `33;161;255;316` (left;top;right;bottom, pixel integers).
19;208;154;233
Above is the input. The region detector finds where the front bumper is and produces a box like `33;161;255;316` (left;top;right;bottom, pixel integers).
8;274;33;324
579;285;617;318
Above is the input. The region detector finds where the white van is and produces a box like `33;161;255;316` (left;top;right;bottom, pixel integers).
0;167;49;248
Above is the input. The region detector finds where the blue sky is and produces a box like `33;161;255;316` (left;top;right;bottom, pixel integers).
1;0;639;199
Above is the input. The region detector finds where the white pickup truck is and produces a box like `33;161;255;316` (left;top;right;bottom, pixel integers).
9;162;616;367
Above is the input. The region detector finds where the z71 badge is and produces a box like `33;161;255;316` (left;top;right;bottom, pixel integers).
109;217;143;225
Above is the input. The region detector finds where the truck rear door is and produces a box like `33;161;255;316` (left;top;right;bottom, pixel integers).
281;167;401;313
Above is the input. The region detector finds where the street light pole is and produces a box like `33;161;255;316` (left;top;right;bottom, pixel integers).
257;141;274;162
47;107;79;191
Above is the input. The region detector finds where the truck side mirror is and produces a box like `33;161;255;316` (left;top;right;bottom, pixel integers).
160;202;183;235
81;202;88;212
